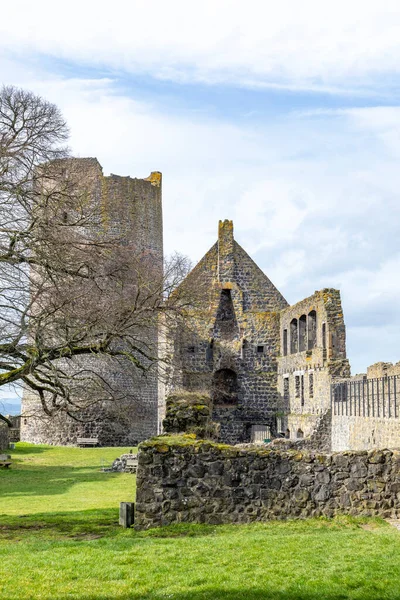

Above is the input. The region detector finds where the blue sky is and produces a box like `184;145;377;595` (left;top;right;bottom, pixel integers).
1;0;400;406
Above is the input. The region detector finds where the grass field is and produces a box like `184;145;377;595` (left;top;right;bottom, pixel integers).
1;444;400;600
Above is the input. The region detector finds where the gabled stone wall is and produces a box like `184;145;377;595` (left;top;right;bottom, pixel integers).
166;221;288;444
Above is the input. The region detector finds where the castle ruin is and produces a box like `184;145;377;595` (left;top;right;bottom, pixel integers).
21;159;163;446
20;159;400;451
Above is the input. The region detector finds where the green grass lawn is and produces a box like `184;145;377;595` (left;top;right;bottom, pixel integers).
1;444;400;600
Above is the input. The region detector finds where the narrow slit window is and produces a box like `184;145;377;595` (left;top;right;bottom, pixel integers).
309;373;314;398
295;375;300;398
283;329;288;356
322;323;326;350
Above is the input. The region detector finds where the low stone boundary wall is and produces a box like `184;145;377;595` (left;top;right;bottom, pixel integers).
135;435;400;530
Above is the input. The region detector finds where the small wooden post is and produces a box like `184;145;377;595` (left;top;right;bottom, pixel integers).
119;502;135;528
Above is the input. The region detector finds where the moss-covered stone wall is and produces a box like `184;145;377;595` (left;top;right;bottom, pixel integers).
135;435;400;529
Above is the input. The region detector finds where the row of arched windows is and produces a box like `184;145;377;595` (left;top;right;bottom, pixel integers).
283;311;326;355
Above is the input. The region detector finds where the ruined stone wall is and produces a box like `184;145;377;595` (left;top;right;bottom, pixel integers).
135;436;400;529
21;160;163;446
277;289;350;446
167;221;288;444
367;362;400;378
330;369;400;451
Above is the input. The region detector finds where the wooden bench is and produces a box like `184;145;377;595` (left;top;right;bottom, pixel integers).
0;453;12;468
125;456;138;473
77;437;99;447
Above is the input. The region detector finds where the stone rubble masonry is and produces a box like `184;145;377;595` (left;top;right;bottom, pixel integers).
332;415;400;452
163;391;218;439
277;289;350;445
21;159;163;446
367;362;400;378
135;435;400;530
167;220;289;444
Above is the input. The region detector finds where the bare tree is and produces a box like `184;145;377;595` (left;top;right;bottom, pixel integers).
0;85;193;423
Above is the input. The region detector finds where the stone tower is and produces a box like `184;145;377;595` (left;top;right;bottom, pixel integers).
20;158;163;446
167;220;289;444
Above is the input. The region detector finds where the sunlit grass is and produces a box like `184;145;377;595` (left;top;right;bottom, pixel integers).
1;443;400;600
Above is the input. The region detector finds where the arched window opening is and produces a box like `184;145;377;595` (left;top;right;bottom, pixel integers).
297;428;304;439
212;368;238;406
215;289;237;341
322;323;327;350
299;315;307;352
283;329;288;356
216;289;234;321
290;319;298;354
308;310;317;350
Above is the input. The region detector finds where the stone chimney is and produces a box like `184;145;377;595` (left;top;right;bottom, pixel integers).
218;220;234;283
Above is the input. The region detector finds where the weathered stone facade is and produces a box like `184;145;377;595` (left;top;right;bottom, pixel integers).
167;221;354;447
135;435;400;530
167;220;288;444
277;289;350;443
21;159;163;446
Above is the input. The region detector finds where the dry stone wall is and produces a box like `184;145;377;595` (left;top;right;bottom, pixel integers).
135;435;400;529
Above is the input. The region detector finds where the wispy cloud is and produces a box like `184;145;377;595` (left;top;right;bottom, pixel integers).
2;0;400;94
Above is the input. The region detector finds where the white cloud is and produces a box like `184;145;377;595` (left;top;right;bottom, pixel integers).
1;1;400;92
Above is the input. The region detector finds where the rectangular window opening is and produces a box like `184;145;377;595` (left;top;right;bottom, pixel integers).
295;375;300;398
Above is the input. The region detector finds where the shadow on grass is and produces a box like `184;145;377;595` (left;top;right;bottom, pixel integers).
0;510;227;541
11;444;54;455
1;512;389;544
0;462;129;498
0;507;122;539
